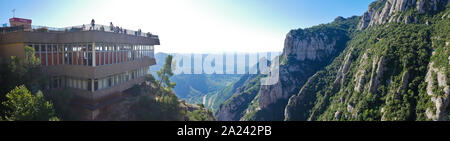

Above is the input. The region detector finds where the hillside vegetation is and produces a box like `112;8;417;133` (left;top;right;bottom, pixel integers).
218;0;450;121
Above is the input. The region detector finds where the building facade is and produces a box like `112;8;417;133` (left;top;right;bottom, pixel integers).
0;18;159;120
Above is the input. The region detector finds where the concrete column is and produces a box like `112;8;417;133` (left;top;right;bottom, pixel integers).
56;44;59;65
103;44;106;65
79;44;82;65
70;47;73;65
108;44;111;65
110;44;112;65
119;45;121;63
91;79;95;92
62;44;65;65
45;44;48;66
92;42;96;67
51;44;54;65
79;44;82;66
76;44;80;65
39;44;42;66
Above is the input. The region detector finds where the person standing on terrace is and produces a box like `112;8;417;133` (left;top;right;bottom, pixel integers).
90;19;95;30
110;22;114;32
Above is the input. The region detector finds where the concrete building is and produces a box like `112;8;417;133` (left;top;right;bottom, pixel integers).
0;18;160;120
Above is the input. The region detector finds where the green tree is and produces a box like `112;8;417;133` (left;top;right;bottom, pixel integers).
1;85;59;121
155;55;176;94
134;93;183;121
145;74;157;86
0;46;48;118
45;88;76;120
132;55;185;120
0;46;46;102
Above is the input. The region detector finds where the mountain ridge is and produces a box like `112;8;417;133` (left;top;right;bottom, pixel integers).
217;0;449;121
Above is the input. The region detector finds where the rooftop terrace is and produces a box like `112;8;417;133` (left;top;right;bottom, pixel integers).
1;23;159;39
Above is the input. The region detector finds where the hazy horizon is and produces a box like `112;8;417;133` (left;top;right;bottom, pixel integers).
0;0;374;53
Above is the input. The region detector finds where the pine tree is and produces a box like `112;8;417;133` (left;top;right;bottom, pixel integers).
156;55;176;95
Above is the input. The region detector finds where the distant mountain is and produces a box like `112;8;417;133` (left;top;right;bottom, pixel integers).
171;74;241;112
150;52;280;112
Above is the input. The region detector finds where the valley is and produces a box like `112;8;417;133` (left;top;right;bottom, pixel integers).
164;0;450;121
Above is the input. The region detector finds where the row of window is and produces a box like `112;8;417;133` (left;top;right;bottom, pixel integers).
51;67;149;92
27;43;154;67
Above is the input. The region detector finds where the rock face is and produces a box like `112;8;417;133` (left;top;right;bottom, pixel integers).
357;0;449;30
217;17;358;121
417;0;449;13
282;30;340;62
285;0;449;121
220;0;449;121
368;56;388;94
284;73;322;120
354;52;369;93
215;75;260;121
335;51;353;86
425;62;450;121
215;94;242;121
258;24;350;114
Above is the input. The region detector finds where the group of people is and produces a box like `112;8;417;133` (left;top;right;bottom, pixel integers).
109;22;127;34
77;19;152;37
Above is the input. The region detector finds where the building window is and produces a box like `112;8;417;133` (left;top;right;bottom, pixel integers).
103;79;107;89
80;44;86;66
41;44;46;51
34;44;39;52
51;44;56;65
87;43;93;66
87;79;92;91
52;77;59;88
108;77;112;87
94;79;98;91
68;44;73;65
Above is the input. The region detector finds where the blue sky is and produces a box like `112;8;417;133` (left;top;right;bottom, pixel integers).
0;0;375;53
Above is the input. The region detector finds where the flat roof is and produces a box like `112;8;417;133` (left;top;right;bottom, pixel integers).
0;31;160;45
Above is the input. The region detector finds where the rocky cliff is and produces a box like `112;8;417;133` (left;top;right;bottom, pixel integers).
285;0;449;121
357;0;449;30
219;0;449;121
215;75;260;121
216;16;360;121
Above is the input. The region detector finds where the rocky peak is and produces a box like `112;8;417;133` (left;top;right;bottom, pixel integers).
357;0;449;30
417;0;449;13
282;29;342;62
261;26;349;109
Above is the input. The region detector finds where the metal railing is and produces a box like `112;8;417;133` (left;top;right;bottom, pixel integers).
2;24;158;39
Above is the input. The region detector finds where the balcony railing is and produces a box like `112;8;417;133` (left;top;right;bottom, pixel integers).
1;24;159;39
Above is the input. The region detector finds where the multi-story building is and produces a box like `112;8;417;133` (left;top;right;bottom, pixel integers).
0;18;159;120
